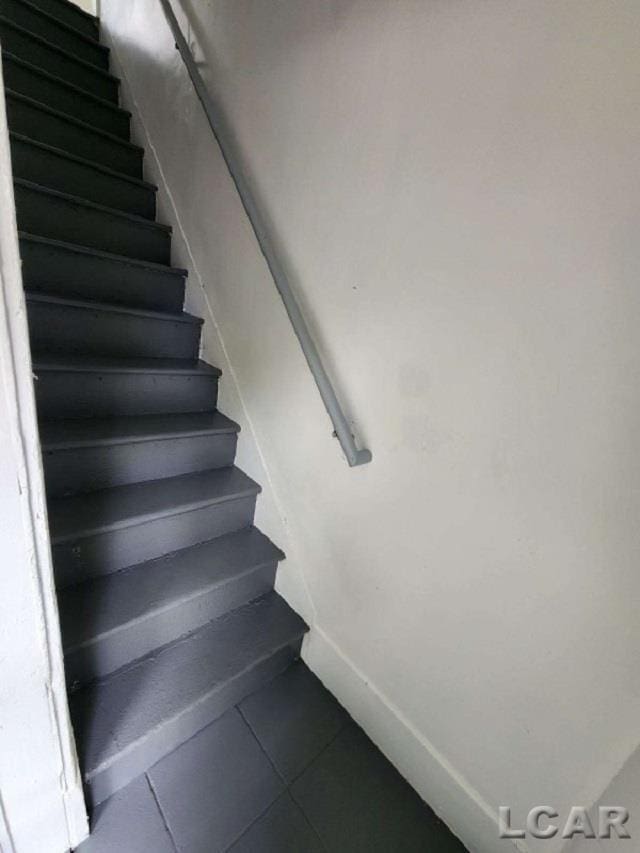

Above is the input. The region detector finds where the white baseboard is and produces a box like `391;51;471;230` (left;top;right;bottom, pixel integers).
303;628;528;853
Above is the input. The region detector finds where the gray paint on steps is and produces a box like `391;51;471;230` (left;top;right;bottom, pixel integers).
19;233;187;312
61;527;281;685
0;16;118;100
6;92;141;174
0;0;108;68
2;53;130;137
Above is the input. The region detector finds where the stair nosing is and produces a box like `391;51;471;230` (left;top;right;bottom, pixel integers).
0;16;118;82
40;413;240;451
63;550;281;653
3;51;131;116
6;90;141;152
10;132;156;192
50;471;261;544
7;0;109;52
14;177;171;235
26;292;200;324
33;356;221;377
19;231;188;277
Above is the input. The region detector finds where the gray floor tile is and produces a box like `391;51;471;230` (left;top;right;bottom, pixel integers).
239;661;349;782
148;708;284;853
228;793;324;853
291;722;467;852
76;775;174;852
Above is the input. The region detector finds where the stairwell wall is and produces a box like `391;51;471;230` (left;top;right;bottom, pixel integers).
101;2;640;852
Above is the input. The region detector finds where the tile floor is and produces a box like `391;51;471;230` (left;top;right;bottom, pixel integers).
77;662;468;852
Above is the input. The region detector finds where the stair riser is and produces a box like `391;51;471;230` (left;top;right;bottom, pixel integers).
0;0;107;68
28;302;199;360
15;183;169;263
7;96;141;176
44;433;238;497
35;370;218;419
3;56;129;137
54;495;257;586
21;0;98;39
0;21;117;101
20;237;186;313
84;641;301;807
11;138;154;217
65;563;277;687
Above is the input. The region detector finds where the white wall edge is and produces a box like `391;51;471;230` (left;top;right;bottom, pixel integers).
303;626;529;853
0;64;87;852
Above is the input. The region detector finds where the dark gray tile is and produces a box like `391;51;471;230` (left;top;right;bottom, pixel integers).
291;723;467;853
148;708;284;853
228;793;324;853
76;775;174;852
239;661;349;781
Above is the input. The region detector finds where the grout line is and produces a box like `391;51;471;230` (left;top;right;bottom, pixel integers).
236;701;329;851
145;772;179;853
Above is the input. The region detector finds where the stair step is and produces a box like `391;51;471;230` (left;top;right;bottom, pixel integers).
10;135;155;217
14;179;169;262
3;53;130;138
41;411;239;496
0;0;108;68
70;591;307;805
27;293;201;360
22;0;98;40
0;17;118;101
20;233;187;312
6;92;142;176
33;354;220;420
60;527;283;685
49;466;259;585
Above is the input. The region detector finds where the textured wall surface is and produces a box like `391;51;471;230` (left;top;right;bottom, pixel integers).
101;3;640;851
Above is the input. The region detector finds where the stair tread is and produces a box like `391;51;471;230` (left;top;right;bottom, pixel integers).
49;466;260;544
3;52;129;115
6;90;138;151
60;527;284;652
37;0;98;26
33;354;219;375
11;133;154;190
15;178;169;233
6;0;108;51
70;591;307;777
40;411;239;449
0;16;118;82
19;231;188;276
26;292;200;324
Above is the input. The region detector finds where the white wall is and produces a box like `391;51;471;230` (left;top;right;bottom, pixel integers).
0;67;87;853
101;2;640;851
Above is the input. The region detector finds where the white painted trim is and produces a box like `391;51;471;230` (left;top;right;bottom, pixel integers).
0;61;88;852
303;627;529;853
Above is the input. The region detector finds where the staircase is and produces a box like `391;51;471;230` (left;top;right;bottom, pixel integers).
1;0;307;811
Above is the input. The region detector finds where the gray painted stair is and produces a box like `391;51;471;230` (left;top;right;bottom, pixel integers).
0;0;108;68
40;411;239;496
22;0;98;39
14;179;169;261
19;234;187;312
27;293;202;359
60;527;283;685
33;355;220;418
10;134;155;217
7;92;141;174
50;466;260;585
71;592;306;806
2;53;130;137
0;17;118;100
3;0;309;808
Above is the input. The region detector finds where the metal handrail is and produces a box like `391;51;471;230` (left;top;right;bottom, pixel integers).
158;0;372;467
